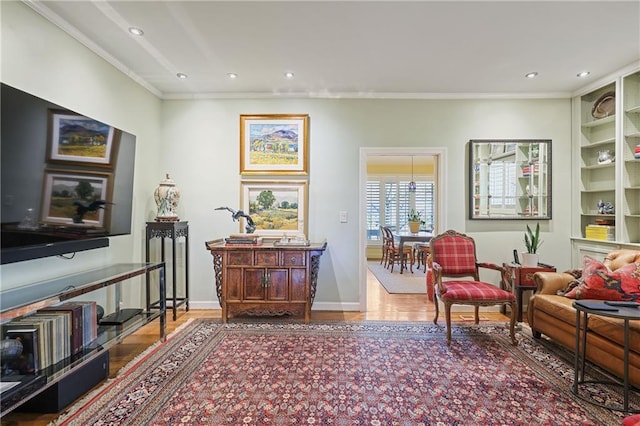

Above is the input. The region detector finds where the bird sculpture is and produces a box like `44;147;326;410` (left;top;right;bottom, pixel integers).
215;206;256;234
72;200;110;224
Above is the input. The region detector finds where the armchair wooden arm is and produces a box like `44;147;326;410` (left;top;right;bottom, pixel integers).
477;262;502;272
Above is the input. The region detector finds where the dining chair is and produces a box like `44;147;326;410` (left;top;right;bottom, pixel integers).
383;226;414;273
413;243;431;272
379;225;390;267
429;229;517;345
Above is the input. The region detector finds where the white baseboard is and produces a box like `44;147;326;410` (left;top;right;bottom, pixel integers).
187;301;362;312
186;301;500;313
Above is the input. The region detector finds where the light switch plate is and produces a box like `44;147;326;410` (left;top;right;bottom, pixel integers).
339;211;348;223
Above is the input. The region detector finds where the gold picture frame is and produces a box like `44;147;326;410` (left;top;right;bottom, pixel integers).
240;114;309;175
241;180;308;237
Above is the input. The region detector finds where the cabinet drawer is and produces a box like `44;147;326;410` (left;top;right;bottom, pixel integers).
282;251;305;266
255;251;279;266
227;251;254;266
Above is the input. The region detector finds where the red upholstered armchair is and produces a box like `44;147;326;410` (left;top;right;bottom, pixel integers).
430;230;517;345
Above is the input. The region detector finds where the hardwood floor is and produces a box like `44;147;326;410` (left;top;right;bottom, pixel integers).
1;267;508;425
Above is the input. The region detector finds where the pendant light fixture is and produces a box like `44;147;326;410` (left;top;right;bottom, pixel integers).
408;156;417;192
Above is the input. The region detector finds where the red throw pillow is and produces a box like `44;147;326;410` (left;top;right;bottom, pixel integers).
564;256;640;301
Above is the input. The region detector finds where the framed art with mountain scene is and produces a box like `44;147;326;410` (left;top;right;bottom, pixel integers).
240;114;309;175
41;169;112;229
47;109;120;168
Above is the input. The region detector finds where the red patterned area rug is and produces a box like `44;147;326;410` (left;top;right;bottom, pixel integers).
54;320;634;425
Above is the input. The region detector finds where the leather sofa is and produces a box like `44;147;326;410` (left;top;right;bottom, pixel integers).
528;250;640;386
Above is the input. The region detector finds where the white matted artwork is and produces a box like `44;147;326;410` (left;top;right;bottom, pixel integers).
241;180;308;237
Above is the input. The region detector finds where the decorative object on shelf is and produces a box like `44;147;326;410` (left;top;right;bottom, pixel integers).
0;338;24;375
635;144;640;159
597;199;615;214
96;304;104;322
17;208;38;230
596;149;614;165
407;209;424;233
240;114;310;175
154;174;180;222
522;223;542;267
591;91;615;119
215;206;256;234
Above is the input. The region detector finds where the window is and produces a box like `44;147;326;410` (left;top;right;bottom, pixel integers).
488;160;516;211
367;178;435;241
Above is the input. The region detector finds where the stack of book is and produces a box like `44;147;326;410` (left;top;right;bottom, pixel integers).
585;224;616;241
225;234;262;245
1;301;98;373
521;163;539;177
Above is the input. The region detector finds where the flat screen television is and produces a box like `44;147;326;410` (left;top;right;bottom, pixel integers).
1;83;136;264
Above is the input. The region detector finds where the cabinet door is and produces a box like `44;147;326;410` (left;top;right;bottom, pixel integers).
290;268;307;302
244;269;266;300
226;268;243;301
266;269;288;301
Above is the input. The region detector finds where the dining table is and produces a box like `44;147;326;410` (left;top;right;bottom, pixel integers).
392;230;433;274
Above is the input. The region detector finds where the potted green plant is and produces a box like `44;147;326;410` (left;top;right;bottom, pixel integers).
407;209;424;233
522;223;542;266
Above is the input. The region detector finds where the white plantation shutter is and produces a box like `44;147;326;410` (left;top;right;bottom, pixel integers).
366;181;381;240
366;178;436;241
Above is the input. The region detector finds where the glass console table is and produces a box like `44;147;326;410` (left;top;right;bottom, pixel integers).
0;263;166;416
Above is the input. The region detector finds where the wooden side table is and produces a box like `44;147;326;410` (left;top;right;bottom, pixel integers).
502;262;556;322
146;221;189;320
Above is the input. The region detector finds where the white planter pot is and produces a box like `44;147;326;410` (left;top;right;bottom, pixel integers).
521;253;539;267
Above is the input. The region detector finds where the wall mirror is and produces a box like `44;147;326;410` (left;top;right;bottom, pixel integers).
469;139;551;220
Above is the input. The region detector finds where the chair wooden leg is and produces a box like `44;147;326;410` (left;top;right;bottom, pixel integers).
445;302;452;345
474;306;480;324
433;294;440;324
509;301;518;346
408;252;414;273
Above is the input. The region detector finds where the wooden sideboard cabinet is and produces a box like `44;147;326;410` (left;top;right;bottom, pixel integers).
205;240;327;323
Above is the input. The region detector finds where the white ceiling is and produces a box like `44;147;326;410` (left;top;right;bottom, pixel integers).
25;0;640;99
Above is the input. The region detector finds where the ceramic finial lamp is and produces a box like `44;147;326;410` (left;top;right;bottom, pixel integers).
154;173;180;221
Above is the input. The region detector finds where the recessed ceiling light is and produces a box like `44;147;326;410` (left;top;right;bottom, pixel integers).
577;71;591;78
284;72;294;79
176;73;188;79
525;72;539;79
228;73;238;79
128;27;144;36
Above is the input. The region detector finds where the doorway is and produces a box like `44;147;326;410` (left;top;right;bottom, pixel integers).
358;147;447;312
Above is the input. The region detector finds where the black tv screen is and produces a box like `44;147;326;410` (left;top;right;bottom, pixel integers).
1;83;136;264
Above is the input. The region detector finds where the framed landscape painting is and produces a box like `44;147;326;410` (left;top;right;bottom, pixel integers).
47;110;120;168
241;180;308;237
41;169;112;228
240;114;309;175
